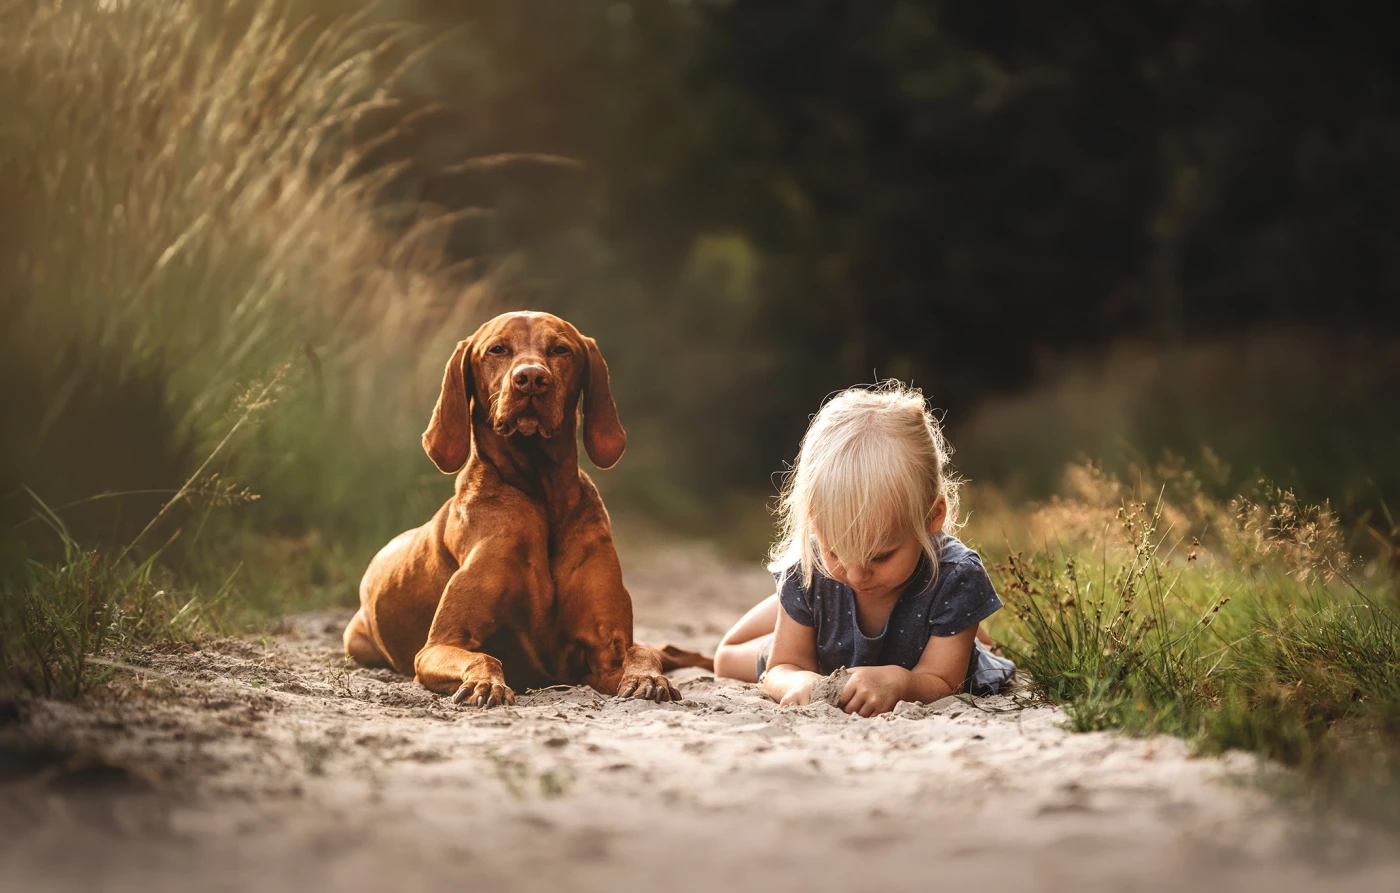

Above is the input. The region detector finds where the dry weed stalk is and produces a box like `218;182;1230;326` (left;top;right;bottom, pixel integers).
0;0;489;454
1015;452;1349;583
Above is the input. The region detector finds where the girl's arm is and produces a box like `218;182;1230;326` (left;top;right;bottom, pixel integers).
837;626;977;717
760;605;824;706
903;625;977;702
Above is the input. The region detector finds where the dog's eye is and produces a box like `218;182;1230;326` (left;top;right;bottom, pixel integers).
487;345;509;356
550;345;571;356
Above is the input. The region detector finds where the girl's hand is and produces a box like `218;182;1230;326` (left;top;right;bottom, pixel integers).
838;666;910;717
778;672;822;706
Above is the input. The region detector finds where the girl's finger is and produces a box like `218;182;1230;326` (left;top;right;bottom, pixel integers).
838;682;856;707
784;685;811;706
843;689;866;715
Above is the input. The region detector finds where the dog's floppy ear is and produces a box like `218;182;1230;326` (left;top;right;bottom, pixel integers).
422;338;474;474
581;335;626;470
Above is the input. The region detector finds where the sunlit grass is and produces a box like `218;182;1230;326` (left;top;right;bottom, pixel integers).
0;494;370;698
974;460;1400;826
0;0;487;546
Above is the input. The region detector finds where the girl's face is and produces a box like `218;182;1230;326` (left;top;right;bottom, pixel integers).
816;499;947;600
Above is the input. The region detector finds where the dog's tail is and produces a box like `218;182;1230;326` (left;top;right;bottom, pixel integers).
655;643;715;674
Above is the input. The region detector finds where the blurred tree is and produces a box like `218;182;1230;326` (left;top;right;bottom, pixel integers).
305;0;1400;506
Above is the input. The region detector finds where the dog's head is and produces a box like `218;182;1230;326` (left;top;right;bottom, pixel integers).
421;311;626;474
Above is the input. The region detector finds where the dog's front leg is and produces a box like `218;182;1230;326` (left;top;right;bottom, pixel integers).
415;645;514;707
614;642;682;702
414;568;517;707
575;632;681;702
553;519;679;702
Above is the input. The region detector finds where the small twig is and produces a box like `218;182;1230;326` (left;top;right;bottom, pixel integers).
87;656;172;680
116;369;284;564
954;692;1035;714
7;489;188;530
441;152;585;174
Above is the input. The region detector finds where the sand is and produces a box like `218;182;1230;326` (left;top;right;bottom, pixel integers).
2;535;1398;893
808;668;851;707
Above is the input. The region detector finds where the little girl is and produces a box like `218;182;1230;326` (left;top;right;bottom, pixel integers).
714;382;1014;716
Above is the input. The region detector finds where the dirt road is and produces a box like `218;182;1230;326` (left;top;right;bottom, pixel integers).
3;537;1397;892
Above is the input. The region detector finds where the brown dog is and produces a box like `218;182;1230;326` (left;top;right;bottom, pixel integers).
343;311;682;706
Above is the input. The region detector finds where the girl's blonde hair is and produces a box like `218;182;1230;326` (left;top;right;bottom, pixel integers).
768;381;962;588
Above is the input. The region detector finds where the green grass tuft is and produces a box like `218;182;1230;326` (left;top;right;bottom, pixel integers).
978;462;1400;827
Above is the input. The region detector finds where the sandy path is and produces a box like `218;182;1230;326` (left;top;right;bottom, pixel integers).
2;536;1397;893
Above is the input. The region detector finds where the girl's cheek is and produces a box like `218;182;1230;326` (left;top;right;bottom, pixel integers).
891;555;919;583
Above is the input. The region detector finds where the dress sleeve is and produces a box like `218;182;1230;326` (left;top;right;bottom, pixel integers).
774;565;817;627
926;557;1003;637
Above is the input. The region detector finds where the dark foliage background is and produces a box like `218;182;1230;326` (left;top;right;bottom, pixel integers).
5;0;1400;553
369;0;1400;518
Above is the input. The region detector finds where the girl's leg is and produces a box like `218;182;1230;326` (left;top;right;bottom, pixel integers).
713;593;780;683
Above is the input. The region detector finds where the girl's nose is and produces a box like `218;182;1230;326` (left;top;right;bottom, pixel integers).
846;565;873;586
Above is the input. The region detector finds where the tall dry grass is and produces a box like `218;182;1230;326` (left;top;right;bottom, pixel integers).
1;0;494;695
0;0;489;547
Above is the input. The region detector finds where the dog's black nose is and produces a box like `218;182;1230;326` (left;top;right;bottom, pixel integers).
511;364;552;395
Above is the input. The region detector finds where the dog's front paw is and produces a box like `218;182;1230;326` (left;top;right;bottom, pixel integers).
451;678;516;708
616;672;681;703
